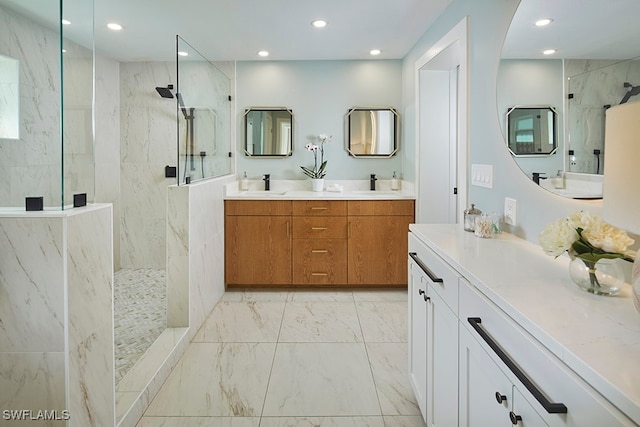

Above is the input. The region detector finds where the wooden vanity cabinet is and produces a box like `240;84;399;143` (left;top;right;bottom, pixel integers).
225;198;414;287
292;200;348;285
348;200;415;286
224;200;292;286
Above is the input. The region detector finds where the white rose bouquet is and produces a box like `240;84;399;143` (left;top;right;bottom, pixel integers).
539;211;636;291
301;134;331;179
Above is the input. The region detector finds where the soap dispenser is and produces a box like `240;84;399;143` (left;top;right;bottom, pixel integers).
391;171;400;191
240;171;249;191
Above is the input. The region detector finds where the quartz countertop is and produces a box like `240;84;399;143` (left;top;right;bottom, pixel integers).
224;179;415;200
409;224;640;424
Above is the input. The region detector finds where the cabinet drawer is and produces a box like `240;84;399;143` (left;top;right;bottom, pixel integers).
292;216;347;238
225;200;292;216
348;200;415;216
293;238;347;284
460;282;634;426
408;233;460;313
292;200;347;216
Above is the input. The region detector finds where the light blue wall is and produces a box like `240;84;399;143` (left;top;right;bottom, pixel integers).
236;60;403;181
401;0;602;242
497;59;565;179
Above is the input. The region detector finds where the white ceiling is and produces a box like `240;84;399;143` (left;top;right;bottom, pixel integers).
502;0;640;60
2;0;639;63
0;0;454;62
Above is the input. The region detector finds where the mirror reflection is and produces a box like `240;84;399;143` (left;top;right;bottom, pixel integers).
499;0;640;199
506;106;557;156
243;107;293;156
346;107;398;157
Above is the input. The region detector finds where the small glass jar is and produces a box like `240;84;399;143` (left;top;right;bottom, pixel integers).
464;204;482;232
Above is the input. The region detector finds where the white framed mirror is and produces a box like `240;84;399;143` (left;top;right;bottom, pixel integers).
345;107;398;157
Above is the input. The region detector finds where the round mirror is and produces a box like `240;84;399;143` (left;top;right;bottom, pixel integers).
498;0;640;199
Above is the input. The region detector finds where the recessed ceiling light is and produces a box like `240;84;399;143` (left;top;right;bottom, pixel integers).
107;22;123;31
370;49;382;56
61;19;71;25
178;51;189;57
311;20;327;28
258;50;269;57
542;49;557;55
535;18;553;27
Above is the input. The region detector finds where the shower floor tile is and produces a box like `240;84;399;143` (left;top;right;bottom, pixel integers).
114;268;167;386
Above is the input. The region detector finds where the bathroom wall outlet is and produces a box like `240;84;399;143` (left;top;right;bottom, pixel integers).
471;164;494;188
504;197;517;226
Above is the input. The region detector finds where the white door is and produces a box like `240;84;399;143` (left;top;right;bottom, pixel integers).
415;18;468;225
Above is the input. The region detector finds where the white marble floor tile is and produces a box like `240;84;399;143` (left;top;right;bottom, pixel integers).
382;415;427;427
192;302;285;343
259;416;385;427
279;302;363;342
144;343;275;417
136;417;260;426
262;343;381;417
220;290;289;302
352;290;408;302
366;343;420;416
286;290;354;302
355;302;407;343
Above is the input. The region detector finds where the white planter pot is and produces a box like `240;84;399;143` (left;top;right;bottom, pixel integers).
311;178;324;192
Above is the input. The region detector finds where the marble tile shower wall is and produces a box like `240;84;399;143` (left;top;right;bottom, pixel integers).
0;205;115;426
565;59;640;174
120;62;177;269
0;5;62;207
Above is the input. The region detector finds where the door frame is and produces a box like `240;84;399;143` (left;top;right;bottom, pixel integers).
415;17;468;224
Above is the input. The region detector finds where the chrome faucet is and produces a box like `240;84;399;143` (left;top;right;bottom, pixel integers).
370;174;377;191
263;174;270;191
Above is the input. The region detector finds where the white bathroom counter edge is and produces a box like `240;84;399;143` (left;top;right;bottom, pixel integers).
224;191;415;200
409;223;640;424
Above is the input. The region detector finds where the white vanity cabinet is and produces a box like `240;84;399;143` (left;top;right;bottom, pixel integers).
459;280;632;427
408;233;459;426
408;225;639;427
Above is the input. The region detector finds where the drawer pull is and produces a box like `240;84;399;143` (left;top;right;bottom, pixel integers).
408;252;444;283
311;272;328;276
509;411;522;425
311;227;328;231
311;207;328;210
418;289;425;295
467;317;568;414
495;392;507;404
311;249;328;253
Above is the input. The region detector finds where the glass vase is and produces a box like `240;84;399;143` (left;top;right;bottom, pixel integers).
568;257;625;296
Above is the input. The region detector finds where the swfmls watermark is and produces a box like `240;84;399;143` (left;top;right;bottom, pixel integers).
2;409;70;421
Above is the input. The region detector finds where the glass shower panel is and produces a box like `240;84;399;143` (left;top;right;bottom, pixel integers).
62;0;95;207
0;0;63;208
0;0;94;209
176;35;232;184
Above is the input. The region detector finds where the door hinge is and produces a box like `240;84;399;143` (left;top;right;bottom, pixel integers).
453;187;458;195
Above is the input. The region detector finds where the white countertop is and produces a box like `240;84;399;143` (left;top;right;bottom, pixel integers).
224;179;415;200
409;224;640;424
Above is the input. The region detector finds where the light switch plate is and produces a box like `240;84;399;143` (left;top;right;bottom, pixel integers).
504;197;517;226
471;164;493;188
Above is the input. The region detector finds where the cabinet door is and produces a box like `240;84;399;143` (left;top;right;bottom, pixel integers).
408;260;428;423
459;325;513;427
430;288;459;427
225;215;291;285
349;215;413;285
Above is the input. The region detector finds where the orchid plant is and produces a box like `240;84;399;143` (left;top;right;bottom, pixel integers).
301;134;332;179
538;211;636;290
